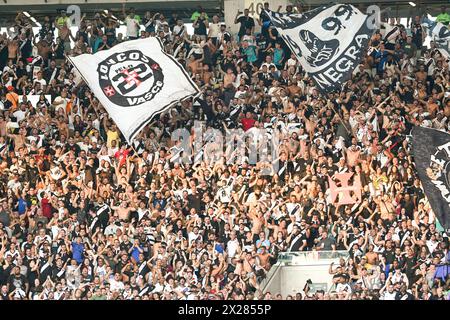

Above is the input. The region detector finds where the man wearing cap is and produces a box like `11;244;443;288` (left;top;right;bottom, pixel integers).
55;10;69;30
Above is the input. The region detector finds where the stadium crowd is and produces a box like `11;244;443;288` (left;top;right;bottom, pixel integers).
0;3;449;300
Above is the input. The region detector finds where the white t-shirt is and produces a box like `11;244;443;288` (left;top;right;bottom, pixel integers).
226;238;240;258
241;34;255;45
109;279;125;292
3;65;13;73
208;23;220;38
382;291;397;300
336;283;352;293
53;96;69;113
125;16;140;38
34;78;47;87
13;109;27;122
287;58;297;67
188;231;201;245
173;25;185;37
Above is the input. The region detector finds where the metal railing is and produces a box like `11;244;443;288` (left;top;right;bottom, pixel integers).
278;250;349;265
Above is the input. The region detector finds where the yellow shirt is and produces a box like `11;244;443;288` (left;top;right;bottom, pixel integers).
56;16;69;28
107;130;119;148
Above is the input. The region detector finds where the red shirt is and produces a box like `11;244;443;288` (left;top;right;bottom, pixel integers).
241;117;255;131
114;149;129;167
41;198;53;219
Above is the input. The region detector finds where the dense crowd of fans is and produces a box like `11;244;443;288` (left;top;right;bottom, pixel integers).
0;3;449;300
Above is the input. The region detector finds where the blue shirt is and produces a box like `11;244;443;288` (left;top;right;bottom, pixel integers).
72;242;84;264
17;198;27;215
131;246;143;263
375;50;389;72
256;239;270;253
215;243;224;254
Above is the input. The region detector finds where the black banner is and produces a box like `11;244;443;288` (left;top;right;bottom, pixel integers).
411;126;450;230
267;4;374;95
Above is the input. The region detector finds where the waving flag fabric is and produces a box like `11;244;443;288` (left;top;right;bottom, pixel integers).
267;4;374;95
411;126;450;230
68;37;199;142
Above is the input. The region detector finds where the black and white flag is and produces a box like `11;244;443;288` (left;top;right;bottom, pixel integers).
423;17;450;42
267;4;374;95
132;139;146;156
422;17;450;61
68;38;200;143
411;126;450;230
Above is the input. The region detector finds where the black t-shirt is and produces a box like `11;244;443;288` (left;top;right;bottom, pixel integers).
25;165;39;186
220;57;237;75
194;17;208;36
257;37;268;52
395;291;415;300
54;42;65;59
237;16;255;37
65;142;81;157
16;66;28;79
399;86;414;104
411;186;424;204
188;194;201;212
433;83;444;95
258;71;273;87
401;199;415;219
20;39;33;60
259;10;271;23
44;66;60;83
120;240;133;253
384;248;395;265
8;274;27;292
411;23;423;48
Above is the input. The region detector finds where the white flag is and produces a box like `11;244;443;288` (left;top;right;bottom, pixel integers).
68;38;199;142
422;17;450;41
267;4;374;95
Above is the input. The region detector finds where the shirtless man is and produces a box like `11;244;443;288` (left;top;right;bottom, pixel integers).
365;244;379;267
34;34;52;62
7;38;18;60
55;24;74;53
415;64;427;82
0;114;6;137
256;246;272;271
7;127;27;152
111;201;133;221
55;116;70;138
346;145;361;167
249;207;264;241
288;132;300;157
287;79;302;97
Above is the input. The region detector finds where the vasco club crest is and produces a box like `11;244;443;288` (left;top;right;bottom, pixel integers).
98;50;164;107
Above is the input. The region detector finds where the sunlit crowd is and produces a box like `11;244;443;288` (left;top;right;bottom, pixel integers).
0;3;449;300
